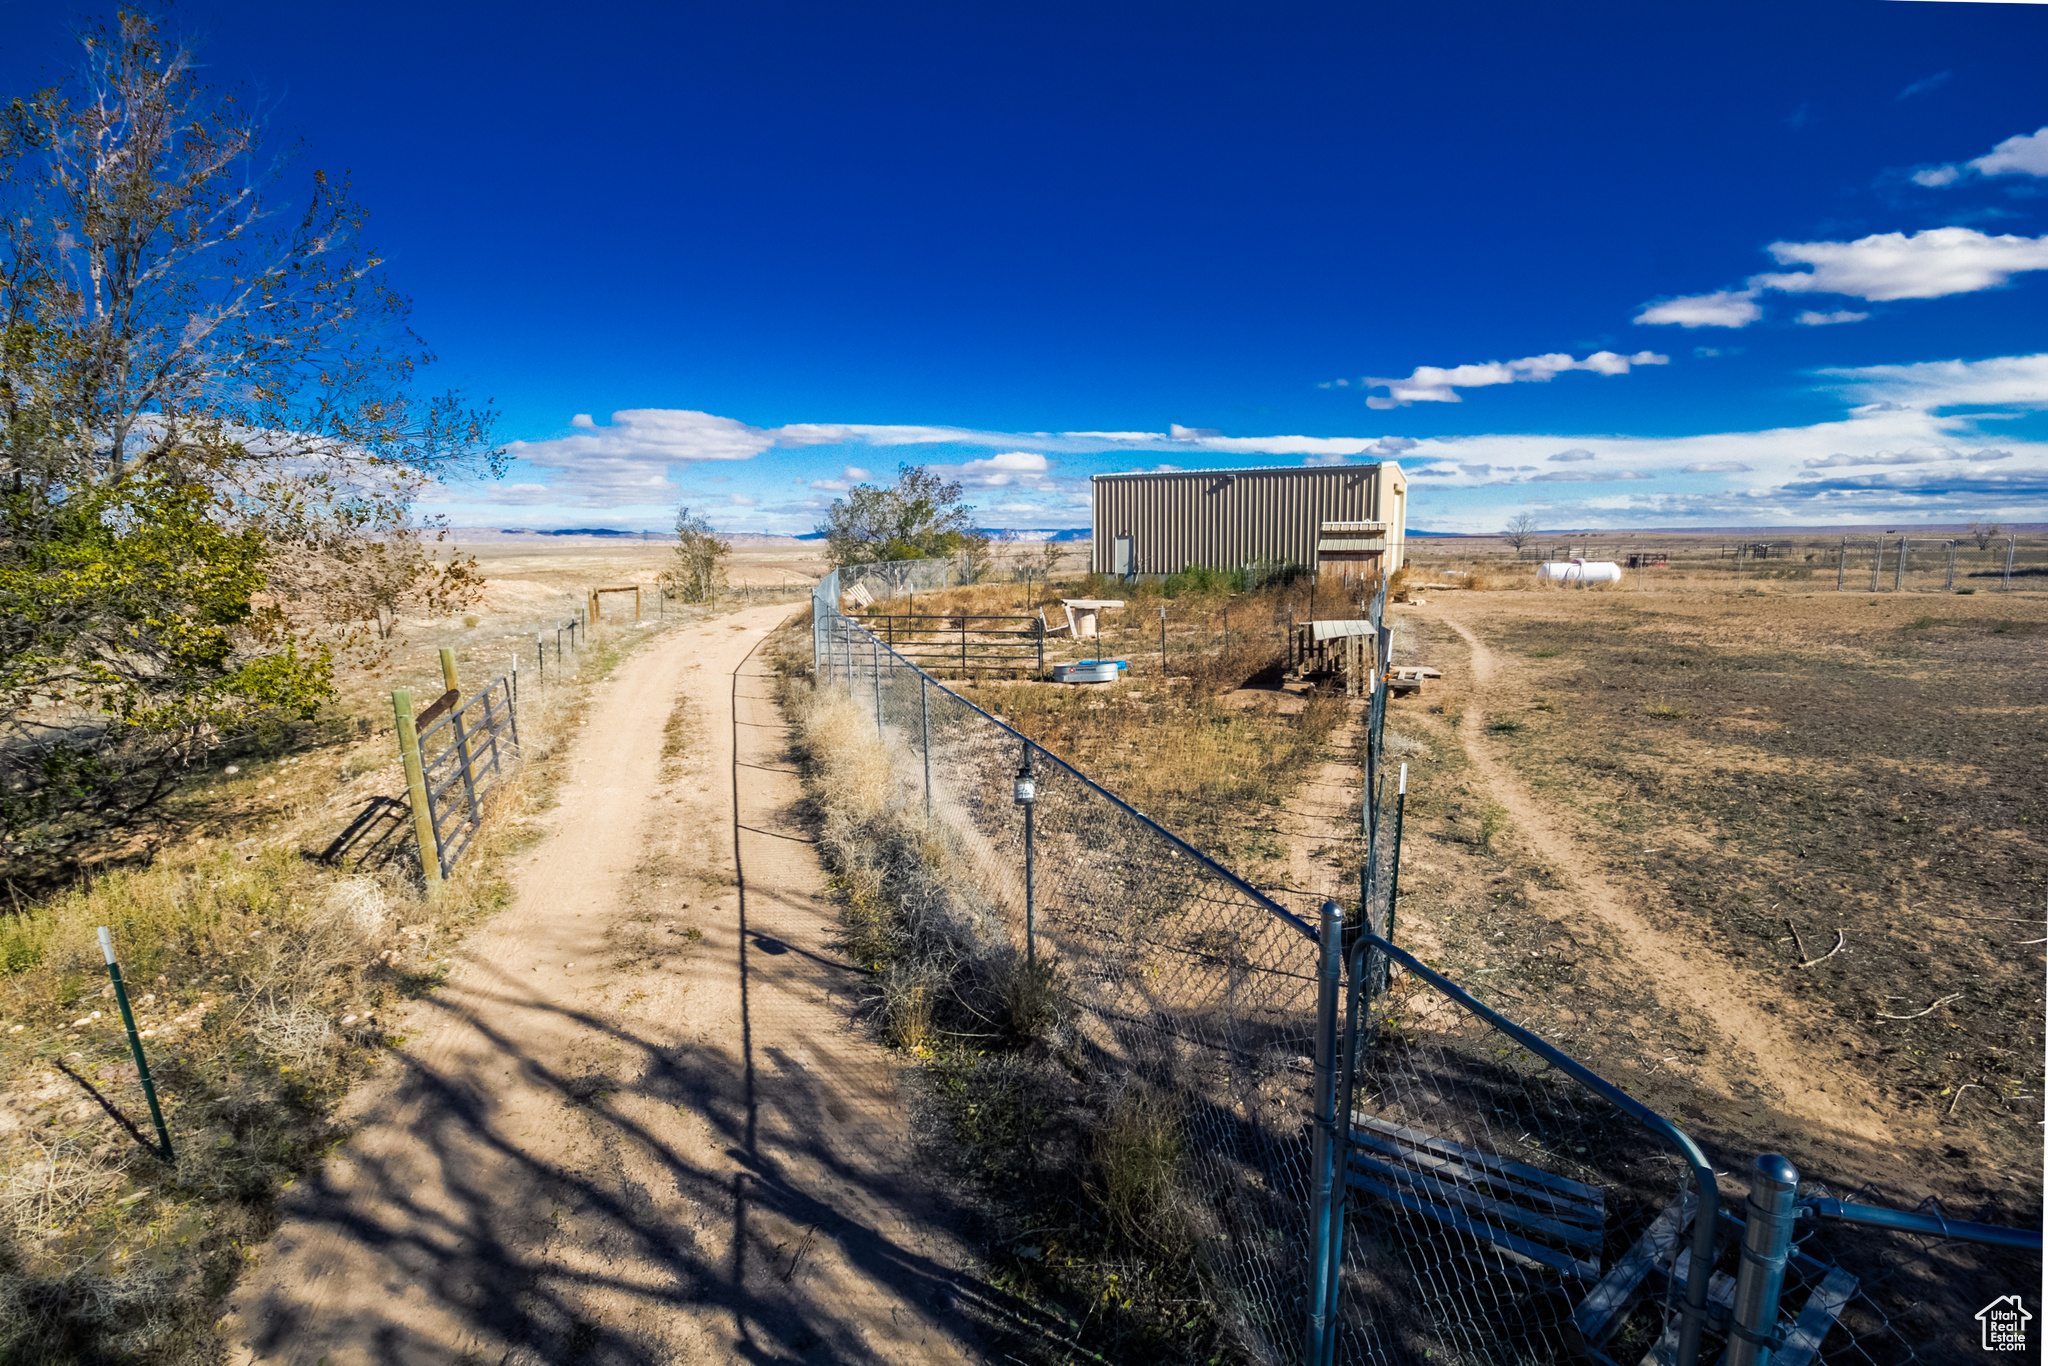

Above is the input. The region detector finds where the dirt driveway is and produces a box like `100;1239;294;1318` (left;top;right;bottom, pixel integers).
224;607;983;1365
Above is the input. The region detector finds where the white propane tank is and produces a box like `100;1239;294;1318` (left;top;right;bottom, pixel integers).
1537;559;1623;586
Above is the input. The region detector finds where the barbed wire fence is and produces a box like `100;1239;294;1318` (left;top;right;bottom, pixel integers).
807;566;2040;1365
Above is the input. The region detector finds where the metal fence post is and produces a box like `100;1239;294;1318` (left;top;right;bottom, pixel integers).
1872;535;1884;592
873;635;884;736
1836;536;1845;591
1306;898;1346;1366
1726;1154;1801;1366
1945;541;1956;591
97;926;174;1163
920;673;932;819
1893;538;1906;591
392;689;443;896
1016;743;1038;970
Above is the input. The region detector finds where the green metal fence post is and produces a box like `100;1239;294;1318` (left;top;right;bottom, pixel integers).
97;927;174;1163
392;689;443;896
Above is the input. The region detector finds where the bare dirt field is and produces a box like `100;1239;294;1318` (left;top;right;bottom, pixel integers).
1376;582;2045;1225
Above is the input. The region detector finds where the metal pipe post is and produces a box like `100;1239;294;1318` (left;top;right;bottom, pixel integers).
392;690;443;896
1016;741;1039;970
1871;535;1884;592
2006;534;2017;590
1385;763;1408;952
1894;538;1906;591
1726;1154;1801;1366
1023;797;1036;970
1305;898;1346;1366
1158;606;1166;675
98;927;174;1162
920;674;932;819
872;636;883;736
1836;536;1845;591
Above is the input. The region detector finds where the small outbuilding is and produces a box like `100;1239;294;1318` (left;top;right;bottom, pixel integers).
1091;463;1408;578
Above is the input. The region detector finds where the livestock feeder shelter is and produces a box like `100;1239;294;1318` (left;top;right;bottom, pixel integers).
1090;462;1408;579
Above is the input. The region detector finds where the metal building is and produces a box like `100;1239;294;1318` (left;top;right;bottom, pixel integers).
1090;462;1408;577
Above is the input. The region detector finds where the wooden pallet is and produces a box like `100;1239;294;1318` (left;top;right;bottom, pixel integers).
1345;1115;1606;1282
1568;1192;1858;1366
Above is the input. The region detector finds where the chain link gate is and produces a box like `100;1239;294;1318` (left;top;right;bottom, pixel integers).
808;567;2038;1366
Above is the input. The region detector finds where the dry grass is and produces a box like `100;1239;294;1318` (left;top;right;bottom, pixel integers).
772;602;1357;1362
1090;1084;1186;1251
0;609;659;1364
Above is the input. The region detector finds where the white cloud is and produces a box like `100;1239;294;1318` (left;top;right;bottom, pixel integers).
938;451;1055;488
1682;461;1752;473
1968;126;2048;179
1634;291;1762;328
1804;446;2013;468
768;422;977;447
1912;165;1961;188
1169;424;1222;439
1896;70;1952;101
844;465;870;479
1529;470;1653;482
1819;352;2048;410
1640;227;2048;326
1362;351;1667;407
1548;448;1596;462
1754;228;2048;301
497;409;774;506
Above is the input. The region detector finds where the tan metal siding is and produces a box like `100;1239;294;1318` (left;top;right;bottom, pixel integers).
1090;464;1403;574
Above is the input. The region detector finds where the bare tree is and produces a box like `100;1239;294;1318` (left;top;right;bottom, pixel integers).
1967;521;2003;551
4;11;499;502
1503;513;1538;551
662;504;730;603
0;10;499;837
1039;537;1065;579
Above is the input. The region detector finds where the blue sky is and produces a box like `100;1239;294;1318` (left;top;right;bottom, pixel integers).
5;0;2045;533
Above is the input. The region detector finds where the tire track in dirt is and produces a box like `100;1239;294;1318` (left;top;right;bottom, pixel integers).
1435;610;1898;1148
222;607;979;1365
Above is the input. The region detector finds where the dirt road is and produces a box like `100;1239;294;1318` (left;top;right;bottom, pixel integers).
1432;609;1898;1147
225;607;982;1365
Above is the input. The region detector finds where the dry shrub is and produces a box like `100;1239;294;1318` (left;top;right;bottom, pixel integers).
999;953;1059;1040
1092;1084;1187;1250
0;1136;121;1241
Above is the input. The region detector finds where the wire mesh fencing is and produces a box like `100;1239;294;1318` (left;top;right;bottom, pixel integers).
1780;1190;2043;1363
414;672;520;880
805;569;2034;1365
817;568;1334;1359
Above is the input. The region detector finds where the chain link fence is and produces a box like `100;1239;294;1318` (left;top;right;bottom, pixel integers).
807;567;2037;1365
818;566;1332;1358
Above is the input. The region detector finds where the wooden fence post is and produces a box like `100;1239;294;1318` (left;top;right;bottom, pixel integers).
440;647;460;695
392;689;443;896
